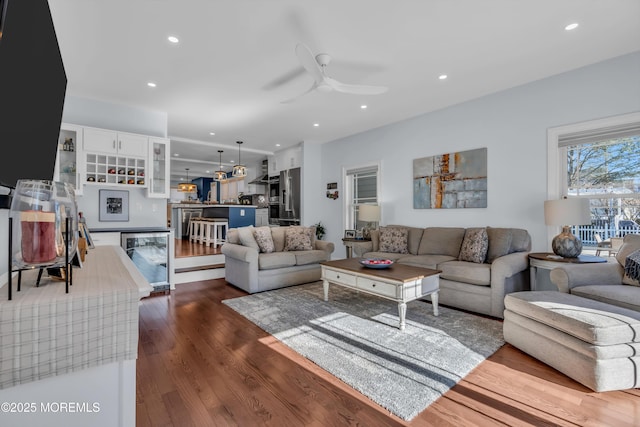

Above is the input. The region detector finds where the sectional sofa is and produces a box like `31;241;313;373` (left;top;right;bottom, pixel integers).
353;226;532;318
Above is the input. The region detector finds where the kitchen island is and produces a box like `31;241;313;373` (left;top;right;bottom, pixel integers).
170;203;256;238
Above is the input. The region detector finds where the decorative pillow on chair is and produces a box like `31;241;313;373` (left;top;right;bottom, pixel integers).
379;226;409;254
253;226;275;253
459;227;489;264
623;249;640;286
616;235;640;286
284;227;313;251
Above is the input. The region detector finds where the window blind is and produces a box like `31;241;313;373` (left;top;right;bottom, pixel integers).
558;122;640;147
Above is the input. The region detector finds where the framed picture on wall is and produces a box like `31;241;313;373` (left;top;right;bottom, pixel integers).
99;189;129;222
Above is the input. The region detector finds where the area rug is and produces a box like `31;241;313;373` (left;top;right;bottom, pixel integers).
222;282;504;421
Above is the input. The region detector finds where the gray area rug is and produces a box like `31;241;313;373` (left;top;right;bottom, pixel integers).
222;282;504;421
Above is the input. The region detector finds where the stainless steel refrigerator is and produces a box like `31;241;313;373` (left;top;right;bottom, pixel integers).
279;167;301;226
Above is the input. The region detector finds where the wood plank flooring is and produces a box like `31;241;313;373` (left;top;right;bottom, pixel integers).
137;244;640;426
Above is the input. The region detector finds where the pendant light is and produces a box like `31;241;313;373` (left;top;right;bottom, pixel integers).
177;167;197;192
232;140;247;177
213;150;226;182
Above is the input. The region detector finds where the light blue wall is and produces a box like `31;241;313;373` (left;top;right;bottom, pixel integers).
313;51;640;258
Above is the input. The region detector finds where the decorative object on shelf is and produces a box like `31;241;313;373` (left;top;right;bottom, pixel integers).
213;150;226;182
177;167;197;192
8;180;79;299
544;197;591;258
344;229;356;239
10;180;78;268
413;147;487;209
99;189;129;222
232;140;247;177
359;204;380;239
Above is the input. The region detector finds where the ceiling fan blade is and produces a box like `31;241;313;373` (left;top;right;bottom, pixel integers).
280;82;318;104
325;77;389;95
262;66;306;90
295;43;324;84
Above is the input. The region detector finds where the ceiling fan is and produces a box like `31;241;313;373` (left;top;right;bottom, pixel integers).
281;43;389;104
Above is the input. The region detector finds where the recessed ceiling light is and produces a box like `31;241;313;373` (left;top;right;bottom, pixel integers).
167;36;179;43
565;23;579;31
173;153;179;157
230;160;235;163
147;82;157;88
209;132;215;136
361;105;367;109
438;74;448;80
276;144;281;147
313;123;319;127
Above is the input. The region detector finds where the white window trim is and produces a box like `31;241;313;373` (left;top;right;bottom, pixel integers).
546;111;640;246
342;161;382;233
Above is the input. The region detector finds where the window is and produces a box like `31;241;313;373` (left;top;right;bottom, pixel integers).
548;113;640;245
344;164;379;231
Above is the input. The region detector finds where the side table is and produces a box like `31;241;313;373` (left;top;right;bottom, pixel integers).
342;238;371;258
528;252;607;291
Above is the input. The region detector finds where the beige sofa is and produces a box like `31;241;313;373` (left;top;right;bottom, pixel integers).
353;226;532;318
222;225;335;294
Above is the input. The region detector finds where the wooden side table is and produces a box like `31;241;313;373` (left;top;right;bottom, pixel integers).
528;252;607;291
342;238;371;258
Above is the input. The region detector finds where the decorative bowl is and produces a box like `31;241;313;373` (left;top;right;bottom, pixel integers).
359;258;394;269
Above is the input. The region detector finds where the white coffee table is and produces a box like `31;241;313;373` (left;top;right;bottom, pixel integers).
320;258;441;330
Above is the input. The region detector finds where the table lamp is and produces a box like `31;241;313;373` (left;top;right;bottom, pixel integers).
359;204;380;239
544;198;591;258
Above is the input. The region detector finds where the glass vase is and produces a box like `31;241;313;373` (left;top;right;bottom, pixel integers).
10;180;78;270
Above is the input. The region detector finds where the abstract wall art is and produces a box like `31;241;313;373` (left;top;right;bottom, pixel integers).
413;147;487;209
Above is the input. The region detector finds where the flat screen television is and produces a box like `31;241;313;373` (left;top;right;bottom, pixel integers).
0;0;67;195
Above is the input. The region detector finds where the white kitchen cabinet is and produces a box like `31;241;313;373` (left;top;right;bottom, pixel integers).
84;127;148;158
53;123;84;196
255;208;268;226
147;137;170;198
269;145;302;174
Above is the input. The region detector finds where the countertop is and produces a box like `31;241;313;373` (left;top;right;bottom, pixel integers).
91;227;172;233
169;203;257;208
0;245;151;390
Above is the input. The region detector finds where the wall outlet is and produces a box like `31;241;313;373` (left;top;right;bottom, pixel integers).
240;209;245;216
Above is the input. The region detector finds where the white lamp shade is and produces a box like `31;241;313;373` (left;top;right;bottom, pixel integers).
359;204;381;222
544;198;591;226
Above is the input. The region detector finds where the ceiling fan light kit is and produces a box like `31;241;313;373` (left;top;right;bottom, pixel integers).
281;43;389;104
213;150;226;182
232;141;247;178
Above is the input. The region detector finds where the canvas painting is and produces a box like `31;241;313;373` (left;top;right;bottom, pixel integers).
413;147;487;209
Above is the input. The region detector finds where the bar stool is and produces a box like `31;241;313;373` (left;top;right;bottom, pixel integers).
189;217;204;243
199;218;228;247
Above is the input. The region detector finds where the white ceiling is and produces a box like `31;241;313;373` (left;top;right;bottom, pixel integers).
48;1;640;184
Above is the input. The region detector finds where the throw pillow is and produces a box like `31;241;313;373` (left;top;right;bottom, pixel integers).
459;228;489;264
237;226;260;251
379;226;409;254
253;226;275;253
284;227;313;251
623;249;640;286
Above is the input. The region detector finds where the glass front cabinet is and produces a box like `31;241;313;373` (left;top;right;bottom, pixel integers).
147;138;170;198
54;123;84;196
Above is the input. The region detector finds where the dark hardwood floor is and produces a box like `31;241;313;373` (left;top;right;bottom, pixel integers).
137;243;640;426
175;238;221;258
